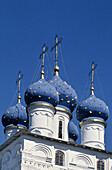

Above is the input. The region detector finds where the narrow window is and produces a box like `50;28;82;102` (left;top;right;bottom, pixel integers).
58;121;62;138
55;151;64;166
97;160;104;170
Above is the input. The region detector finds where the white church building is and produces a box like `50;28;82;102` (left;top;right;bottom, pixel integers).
0;36;112;170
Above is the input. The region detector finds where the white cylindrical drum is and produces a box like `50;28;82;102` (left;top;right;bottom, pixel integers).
79;119;106;150
27;102;55;137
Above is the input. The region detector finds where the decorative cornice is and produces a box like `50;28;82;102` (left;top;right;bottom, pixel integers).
0;130;112;155
79;119;107;128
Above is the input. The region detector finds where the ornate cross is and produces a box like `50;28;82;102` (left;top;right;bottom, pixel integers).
40;44;48;79
16;71;23;103
89;61;97;95
51;35;62;67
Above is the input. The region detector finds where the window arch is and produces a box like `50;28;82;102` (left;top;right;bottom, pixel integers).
58;121;62;138
97;160;104;170
55;150;64;166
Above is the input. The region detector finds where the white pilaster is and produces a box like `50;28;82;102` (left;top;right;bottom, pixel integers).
79;119;106;150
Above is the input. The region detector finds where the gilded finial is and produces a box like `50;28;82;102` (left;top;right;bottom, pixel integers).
51;34;62;76
89;61;97;95
16;71;23;103
40;44;48;79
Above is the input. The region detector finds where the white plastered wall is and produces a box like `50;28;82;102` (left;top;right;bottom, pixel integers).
0;134;112;170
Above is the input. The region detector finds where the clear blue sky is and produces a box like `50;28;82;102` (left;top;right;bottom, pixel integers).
0;0;112;150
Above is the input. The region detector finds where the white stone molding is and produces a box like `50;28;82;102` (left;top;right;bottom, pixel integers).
21;143;53;170
72;154;93;166
69;163;95;170
22;160;53;170
30;143;52;158
69;153;94;169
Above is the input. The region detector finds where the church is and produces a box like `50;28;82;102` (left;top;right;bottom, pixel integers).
0;35;112;170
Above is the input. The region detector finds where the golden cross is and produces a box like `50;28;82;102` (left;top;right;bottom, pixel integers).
16;71;23;103
89;62;97;95
40;44;48;79
51;35;62;75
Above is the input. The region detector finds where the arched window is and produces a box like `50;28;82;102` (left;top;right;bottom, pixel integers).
55;150;64;166
58;121;62;138
97;160;104;170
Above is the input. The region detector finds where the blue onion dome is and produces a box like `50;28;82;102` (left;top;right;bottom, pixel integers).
2;103;27;127
25;77;59;107
2;71;27;128
76;62;109;122
49;66;78;112
25;45;59;107
68;121;79;141
76;94;109;122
